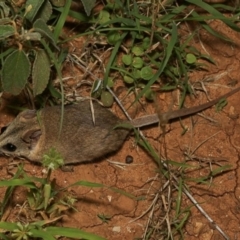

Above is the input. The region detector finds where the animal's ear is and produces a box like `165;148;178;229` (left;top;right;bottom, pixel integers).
0;126;7;135
19;110;37;122
21;129;42;144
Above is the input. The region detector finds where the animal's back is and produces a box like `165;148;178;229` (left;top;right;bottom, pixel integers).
42;101;129;164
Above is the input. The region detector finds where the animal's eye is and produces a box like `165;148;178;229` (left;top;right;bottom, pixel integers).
0;126;7;134
3;143;17;152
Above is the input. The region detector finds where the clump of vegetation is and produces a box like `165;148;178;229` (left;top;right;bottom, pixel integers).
0;0;95;97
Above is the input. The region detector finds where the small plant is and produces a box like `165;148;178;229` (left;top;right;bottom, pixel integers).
0;148;105;239
97;213;112;224
0;0;96;97
78;0;240;108
0;147;136;239
0;1;57;96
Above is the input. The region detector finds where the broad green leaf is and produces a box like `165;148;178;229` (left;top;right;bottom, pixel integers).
107;31;121;45
81;0;96;16
34;0;53;22
25;0;45;22
186;53;196;64
21;32;41;41
32;49;50;96
122;54;132;65
2;50;30;95
144;89;155;101
0;25;15;39
141;37;150;50
33;19;57;48
101;91;114;107
98;10;110;24
140;66;153;80
123;75;134;84
132;69;141;79
29;229;55;240
50;0;66;7
132;46;144;56
0;222;18;231
132;57;143;68
107;77;114;88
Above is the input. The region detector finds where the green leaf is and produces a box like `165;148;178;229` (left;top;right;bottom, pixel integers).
21;32;42;41
186;53;197;64
91;79;102;98
42;147;64;169
135;23;178;103
105;0;122;10
101;91;114;107
29;229;56;240
0;25;15;39
2;50;31;95
34;0;53;23
32;49;50;96
132;69;141;79
43;184;51;210
144;89;155;101
0;222;18;231
33;19;57;48
140;66;153;80
0;179;36;188
81;0;96;16
49;0;66;7
122;54;132;65
186;0;240;32
132;46;144;56
25;0;45;22
44;226;106;240
98;10;110;24
48;82;62;98
103;32;127;87
0;233;9;240
141;37;150;50
123;76;134;84
215;98;228;112
107;77;114;88
132;57;143;68
52;0;71;41
107;31;121;45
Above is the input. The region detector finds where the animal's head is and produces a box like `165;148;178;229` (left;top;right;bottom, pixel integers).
0;110;42;160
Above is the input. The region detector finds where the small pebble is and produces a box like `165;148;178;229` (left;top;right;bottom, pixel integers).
125;155;133;164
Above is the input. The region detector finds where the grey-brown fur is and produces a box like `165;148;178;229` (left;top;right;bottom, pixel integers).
0;86;239;164
0;102;129;164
